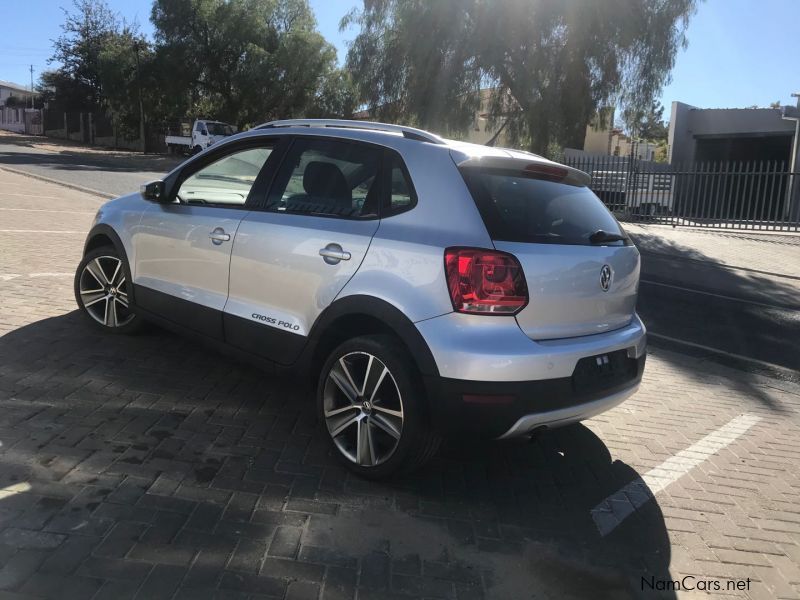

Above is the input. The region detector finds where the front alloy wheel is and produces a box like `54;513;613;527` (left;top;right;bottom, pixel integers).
323;352;404;467
75;247;141;333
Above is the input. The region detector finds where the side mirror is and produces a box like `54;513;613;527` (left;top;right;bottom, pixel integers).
200;129;208;136
140;180;165;202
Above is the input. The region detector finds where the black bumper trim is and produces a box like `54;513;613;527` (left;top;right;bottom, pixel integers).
424;353;645;438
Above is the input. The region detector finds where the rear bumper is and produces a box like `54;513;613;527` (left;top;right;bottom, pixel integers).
423;353;645;439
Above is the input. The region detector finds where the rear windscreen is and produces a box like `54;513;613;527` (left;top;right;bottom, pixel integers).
460;168;627;245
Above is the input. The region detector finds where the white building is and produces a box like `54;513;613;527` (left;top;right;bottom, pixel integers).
0;80;36;106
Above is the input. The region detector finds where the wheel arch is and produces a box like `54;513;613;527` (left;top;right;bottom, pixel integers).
301;295;440;380
82;224;136;302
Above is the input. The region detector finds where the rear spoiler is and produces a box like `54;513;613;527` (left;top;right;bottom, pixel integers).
452;152;591;187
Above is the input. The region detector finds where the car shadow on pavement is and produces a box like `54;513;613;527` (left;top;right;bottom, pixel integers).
0;311;676;599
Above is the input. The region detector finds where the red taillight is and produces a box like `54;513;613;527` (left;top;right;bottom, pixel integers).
444;248;528;315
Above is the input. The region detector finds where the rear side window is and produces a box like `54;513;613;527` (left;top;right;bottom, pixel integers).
383;153;416;216
266;138;380;219
460;168;625;245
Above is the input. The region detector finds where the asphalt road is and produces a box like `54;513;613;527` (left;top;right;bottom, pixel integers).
0;135;181;197
2;132;798;376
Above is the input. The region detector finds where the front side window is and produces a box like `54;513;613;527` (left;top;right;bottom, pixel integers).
266;138;380;219
176;146;272;206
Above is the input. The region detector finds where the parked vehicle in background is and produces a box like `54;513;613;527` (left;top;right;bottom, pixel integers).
74;119;646;479
165;119;237;155
591;170;675;216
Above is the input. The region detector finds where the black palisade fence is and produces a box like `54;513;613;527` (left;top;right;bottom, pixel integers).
562;156;800;231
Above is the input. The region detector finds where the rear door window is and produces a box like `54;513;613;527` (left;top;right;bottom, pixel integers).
265;138;381;219
460;168;627;245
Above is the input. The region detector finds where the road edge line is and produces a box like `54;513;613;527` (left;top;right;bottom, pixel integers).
0;165;112;199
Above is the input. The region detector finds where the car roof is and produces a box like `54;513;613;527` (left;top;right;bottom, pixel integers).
221;119;590;185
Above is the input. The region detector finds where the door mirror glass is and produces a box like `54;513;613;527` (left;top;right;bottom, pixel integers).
200;129;208;136
140;180;165;202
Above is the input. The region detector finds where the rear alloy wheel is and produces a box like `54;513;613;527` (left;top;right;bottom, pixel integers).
318;335;440;478
323;351;404;467
75;247;142;334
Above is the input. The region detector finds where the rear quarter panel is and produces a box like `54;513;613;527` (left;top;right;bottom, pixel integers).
337;143;493;323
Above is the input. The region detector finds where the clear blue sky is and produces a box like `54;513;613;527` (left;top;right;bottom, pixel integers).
2;0;797;112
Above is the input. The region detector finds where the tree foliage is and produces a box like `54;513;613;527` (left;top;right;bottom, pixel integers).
151;0;353;125
42;0;355;135
344;0;697;153
623;101;669;142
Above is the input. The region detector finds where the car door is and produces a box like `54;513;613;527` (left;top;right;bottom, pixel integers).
224;136;383;363
132;139;280;339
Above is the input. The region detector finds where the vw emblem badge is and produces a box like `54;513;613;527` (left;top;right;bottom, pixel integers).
600;265;612;292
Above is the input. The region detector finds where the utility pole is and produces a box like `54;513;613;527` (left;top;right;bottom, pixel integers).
133;41;146;153
29;65;34;109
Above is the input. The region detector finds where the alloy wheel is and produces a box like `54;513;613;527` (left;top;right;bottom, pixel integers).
78;256;135;328
323;351;404;467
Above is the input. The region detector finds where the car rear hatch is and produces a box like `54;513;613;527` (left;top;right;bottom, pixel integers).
456;153;640;340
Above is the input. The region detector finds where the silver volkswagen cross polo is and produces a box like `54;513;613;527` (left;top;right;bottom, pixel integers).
75;119;646;478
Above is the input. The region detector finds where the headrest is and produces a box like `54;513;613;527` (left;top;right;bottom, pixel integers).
303;161;350;205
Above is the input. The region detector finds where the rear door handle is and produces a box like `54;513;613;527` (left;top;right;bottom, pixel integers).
209;227;231;244
319;243;351;264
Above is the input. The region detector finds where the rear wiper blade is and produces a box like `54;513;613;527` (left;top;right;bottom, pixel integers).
589;229;628;244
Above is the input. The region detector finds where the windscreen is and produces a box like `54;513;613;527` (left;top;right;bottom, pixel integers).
461;168;627;245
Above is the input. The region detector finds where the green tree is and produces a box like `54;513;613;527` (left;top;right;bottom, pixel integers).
151;0;353;126
49;0;120;107
624;101;669;142
344;0;697;154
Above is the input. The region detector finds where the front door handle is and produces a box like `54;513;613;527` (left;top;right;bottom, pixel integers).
209;227;231;245
319;243;351;264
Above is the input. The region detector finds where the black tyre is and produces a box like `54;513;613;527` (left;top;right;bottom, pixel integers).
317;334;440;479
74;245;143;334
192;145;202;155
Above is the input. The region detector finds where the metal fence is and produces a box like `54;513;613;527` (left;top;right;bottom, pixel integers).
563;156;800;231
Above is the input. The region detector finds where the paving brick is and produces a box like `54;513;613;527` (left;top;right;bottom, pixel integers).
38;535;101;574
287;580;321;600
0;550;48;591
135;564;187;599
128;542;196;566
218;571;285;597
92;579;142;600
321;566;356;600
77;557;153;582
20;573;103;599
359;551;390;591
267;526;301;559
0;528;65;550
260;558;325;583
228;538;268;574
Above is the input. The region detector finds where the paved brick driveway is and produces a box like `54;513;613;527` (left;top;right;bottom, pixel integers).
1;168;799;599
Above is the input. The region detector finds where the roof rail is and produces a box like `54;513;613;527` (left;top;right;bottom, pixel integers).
255;119;445;145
